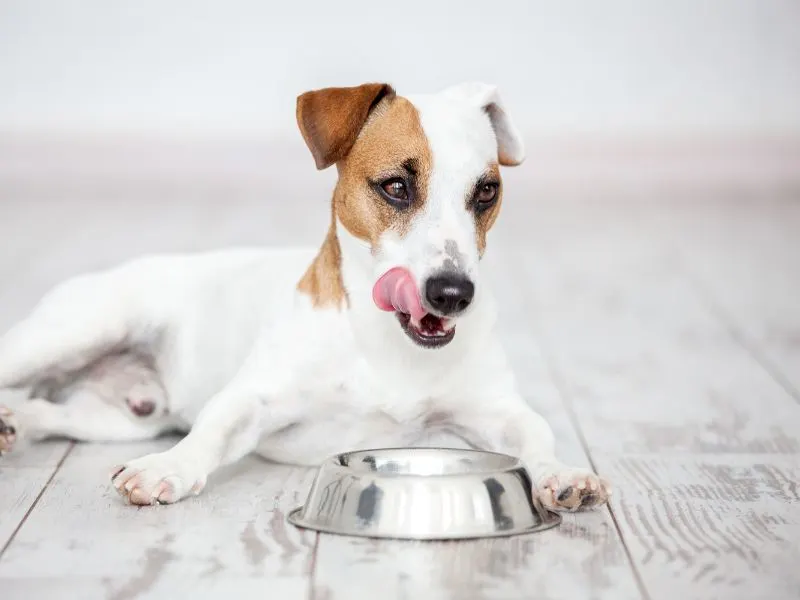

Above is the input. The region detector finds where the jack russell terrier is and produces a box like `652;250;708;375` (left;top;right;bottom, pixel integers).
0;82;610;512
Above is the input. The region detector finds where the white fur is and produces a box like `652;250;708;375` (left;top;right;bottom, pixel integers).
0;83;610;511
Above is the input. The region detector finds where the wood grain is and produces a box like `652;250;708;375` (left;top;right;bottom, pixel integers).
606;454;800;598
664;199;800;399
313;511;641;600
510;198;800;598
0;438;318;598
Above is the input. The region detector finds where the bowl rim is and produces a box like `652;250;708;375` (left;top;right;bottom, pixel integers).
327;446;526;479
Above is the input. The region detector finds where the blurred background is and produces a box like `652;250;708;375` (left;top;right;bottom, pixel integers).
2;0;799;191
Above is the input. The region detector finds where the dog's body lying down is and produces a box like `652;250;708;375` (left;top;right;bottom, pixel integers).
0;82;610;512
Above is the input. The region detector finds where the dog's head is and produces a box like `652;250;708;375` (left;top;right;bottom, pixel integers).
297;82;524;349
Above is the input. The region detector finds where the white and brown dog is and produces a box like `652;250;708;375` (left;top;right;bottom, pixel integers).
0;82;610;512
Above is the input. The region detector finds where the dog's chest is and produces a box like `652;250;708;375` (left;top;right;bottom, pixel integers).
255;356;460;464
289;355;447;424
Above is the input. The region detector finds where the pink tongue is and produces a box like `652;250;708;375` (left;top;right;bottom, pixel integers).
372;267;427;322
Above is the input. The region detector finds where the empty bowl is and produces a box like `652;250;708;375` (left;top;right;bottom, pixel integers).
287;447;561;540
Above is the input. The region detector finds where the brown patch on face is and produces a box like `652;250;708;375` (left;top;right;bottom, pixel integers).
297;220;347;309
334;96;433;245
296;85;437;308
296;94;433;309
295;82;405;309
474;163;503;255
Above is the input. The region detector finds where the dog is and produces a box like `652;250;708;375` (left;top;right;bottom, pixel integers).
0;82;610;512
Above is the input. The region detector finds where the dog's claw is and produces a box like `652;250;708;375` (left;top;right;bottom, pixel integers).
536;466;611;512
110;452;206;506
0;406;19;456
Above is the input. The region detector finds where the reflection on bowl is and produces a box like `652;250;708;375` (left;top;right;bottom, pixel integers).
288;447;561;540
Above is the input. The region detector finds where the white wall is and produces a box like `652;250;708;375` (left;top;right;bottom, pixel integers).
1;0;799;139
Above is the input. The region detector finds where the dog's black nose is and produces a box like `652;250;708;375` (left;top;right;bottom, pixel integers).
425;274;475;315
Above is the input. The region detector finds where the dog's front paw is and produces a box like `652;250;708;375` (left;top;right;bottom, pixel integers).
534;464;611;512
111;451;207;506
0;405;18;455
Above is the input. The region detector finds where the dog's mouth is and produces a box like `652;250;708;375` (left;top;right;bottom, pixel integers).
396;312;456;348
372;267;456;349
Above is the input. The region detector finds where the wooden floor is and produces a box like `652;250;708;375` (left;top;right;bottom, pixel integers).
0;176;799;600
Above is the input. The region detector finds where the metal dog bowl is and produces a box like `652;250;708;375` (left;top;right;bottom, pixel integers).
287;447;561;540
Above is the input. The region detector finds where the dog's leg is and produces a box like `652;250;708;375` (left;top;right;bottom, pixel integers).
0;392;171;455
450;395;611;512
0;276;134;390
110;380;300;505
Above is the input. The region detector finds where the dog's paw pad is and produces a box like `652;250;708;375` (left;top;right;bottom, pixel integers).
0;406;18;456
111;453;206;506
536;466;611;512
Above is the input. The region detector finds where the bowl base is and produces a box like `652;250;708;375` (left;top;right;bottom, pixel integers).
286;507;562;541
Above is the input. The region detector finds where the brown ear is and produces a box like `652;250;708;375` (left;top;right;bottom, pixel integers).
296;83;395;170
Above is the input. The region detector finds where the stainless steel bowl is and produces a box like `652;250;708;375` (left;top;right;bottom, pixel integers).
287;447;561;540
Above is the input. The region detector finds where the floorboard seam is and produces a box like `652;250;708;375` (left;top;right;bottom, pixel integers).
0;441;75;562
307;532;322;600
532;325;653;600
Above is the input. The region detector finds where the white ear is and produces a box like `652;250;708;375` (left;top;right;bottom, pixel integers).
442;82;525;166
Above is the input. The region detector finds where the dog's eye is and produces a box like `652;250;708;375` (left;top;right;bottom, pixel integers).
381;179;408;201
375;177;413;209
476;183;498;204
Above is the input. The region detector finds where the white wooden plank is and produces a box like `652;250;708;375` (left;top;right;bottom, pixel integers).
312;510;641;600
0;199;79;282
516;225;800;456
0;574;309;600
0;416;71;550
0;438;318;598
604;454;800;598
661;199;800;398
510;200;800;598
0;465;60;555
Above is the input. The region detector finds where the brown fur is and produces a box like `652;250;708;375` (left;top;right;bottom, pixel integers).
296;83;395;170
334;96;432;244
297;219;347;308
296;84;433;308
474;163;502;255
295;83;396;307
